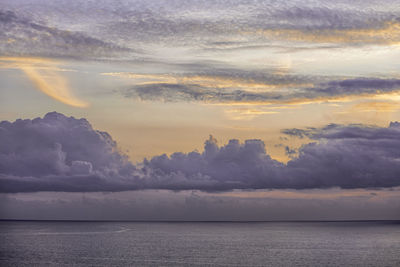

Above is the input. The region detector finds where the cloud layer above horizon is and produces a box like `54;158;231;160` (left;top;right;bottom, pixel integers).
1;112;400;193
1;0;400;195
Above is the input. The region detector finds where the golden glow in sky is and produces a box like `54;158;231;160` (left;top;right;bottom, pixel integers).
1;0;400;162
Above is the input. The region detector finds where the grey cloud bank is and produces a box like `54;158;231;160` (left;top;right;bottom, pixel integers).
1;112;400;193
1;190;399;221
123;77;400;104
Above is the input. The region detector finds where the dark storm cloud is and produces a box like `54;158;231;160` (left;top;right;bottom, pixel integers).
0;10;132;59
123;77;400;104
1;112;400;192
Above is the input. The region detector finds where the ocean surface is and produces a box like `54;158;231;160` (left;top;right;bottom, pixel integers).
0;221;399;266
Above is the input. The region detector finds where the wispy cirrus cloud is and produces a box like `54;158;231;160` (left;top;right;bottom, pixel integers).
0;57;89;107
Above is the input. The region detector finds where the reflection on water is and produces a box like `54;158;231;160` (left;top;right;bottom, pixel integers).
0;221;399;266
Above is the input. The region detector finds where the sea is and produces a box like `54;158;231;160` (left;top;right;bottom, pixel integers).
0;221;399;266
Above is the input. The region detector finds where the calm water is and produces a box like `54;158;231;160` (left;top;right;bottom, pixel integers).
0;221;399;266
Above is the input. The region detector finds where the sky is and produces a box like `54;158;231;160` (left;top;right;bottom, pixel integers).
0;0;400;220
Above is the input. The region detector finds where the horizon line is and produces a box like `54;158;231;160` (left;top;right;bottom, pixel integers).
1;219;399;223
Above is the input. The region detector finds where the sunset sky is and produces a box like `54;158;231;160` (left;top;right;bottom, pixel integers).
1;0;400;220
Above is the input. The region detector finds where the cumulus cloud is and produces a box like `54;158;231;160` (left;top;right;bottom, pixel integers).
142;136;284;190
0;112;137;192
0;112;265;192
144;123;400;190
284;123;400;188
1;112;400;192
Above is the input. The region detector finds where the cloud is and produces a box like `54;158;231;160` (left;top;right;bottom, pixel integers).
119;75;400;105
63;1;400;48
142;136;284;191
283;123;400;188
311;78;400;96
2;1;399;62
252;19;400;46
1;189;400;221
0;57;89;107
0;112;136;192
123;83;285;103
0;10;131;59
1;112;400;192
104;71;308;90
282;122;400;139
144;123;400;190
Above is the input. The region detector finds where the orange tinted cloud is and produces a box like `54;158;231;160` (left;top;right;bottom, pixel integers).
251;21;400;45
102;72;312;91
0;57;88;108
